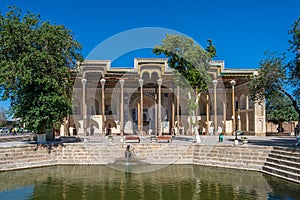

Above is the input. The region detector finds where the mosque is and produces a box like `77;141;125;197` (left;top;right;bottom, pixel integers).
65;58;266;137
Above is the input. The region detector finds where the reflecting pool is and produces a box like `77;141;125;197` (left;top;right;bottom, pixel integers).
0;165;299;200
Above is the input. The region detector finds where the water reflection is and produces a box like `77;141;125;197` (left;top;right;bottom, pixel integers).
0;165;299;200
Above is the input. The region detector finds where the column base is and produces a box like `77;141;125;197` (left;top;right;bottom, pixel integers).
234;139;239;145
195;135;201;143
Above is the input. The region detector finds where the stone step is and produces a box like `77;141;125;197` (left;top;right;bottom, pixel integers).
0;135;34;143
273;146;300;153
270;150;300;158
193;153;267;160
193;156;266;165
262;165;300;184
268;153;300;163
193;160;263;171
266;157;300;169
264;161;300;175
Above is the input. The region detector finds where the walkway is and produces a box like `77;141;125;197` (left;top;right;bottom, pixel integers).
0;135;298;148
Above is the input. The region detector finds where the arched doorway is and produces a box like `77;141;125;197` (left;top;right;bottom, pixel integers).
129;93;156;134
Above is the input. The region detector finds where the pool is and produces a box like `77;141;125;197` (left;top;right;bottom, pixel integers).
0;165;299;200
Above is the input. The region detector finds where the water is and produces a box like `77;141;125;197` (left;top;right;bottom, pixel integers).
108;145;167;173
0;165;299;200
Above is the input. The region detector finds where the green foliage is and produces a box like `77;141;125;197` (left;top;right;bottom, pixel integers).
288;16;300;81
187;95;198;116
249;17;300;128
153;34;216;134
0;7;83;134
249;51;287;103
153;34;213;93
206;39;217;58
266;94;298;124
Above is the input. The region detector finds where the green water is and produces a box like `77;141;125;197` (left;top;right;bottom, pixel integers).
0;165;299;200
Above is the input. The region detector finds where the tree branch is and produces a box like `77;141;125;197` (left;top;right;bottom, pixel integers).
278;86;300;115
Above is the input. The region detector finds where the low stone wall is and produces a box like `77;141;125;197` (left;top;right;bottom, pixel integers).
0;142;298;183
0;143;269;170
0;143;194;171
0;145;54;171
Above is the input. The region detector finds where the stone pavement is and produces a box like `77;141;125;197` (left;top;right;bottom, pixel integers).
0;135;298;148
86;135;299;147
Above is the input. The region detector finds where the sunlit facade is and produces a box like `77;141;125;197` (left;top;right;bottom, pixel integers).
63;58;266;137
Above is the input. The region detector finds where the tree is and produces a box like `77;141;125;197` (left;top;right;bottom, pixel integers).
0;7;83;141
249;17;300;136
153;34;215;93
266;94;297;130
288;16;300;80
153;34;216;136
0;106;8;127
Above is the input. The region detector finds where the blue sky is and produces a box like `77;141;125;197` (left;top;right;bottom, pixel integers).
0;0;299;109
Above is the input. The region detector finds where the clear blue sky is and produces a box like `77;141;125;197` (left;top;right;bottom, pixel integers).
0;0;299;109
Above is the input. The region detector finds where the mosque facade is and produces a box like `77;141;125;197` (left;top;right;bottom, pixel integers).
65;58;266;137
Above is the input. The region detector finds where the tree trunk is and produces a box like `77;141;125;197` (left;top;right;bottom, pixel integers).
37;134;46;144
37;124;46;144
63;117;69;136
295;116;300;145
295;116;300;137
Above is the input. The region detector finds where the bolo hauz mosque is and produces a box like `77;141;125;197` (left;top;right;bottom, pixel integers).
62;57;266;137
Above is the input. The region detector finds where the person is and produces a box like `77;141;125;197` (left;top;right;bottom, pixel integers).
90;126;94;135
219;133;224;142
125;145;131;159
69;126;74;136
73;125;77;136
106;124;112;136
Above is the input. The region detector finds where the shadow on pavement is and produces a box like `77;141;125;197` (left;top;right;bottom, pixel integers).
248;138;298;147
226;137;298;147
173;136;195;142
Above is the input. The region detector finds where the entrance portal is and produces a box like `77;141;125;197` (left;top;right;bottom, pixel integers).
129;93;156;134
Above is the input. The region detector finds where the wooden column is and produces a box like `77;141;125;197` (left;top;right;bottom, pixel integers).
212;79;218;135
139;79;144;133
177;86;180;133
223;101;226;134
138;101;140;133
120;79;124;135
81;79;87;136
171;89;175;136
246;95;249;132
101;78;106;134
157;79;162;136
206;94;209;134
230;80;236;135
155;91;158;135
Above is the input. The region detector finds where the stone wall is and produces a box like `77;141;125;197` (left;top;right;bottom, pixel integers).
0;143;270;171
0;145;54;171
193;145;272;171
0;143;193;171
1;143;298;183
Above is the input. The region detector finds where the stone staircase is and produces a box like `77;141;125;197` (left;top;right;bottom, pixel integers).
262;147;300;183
193;145;271;171
0;134;34;142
